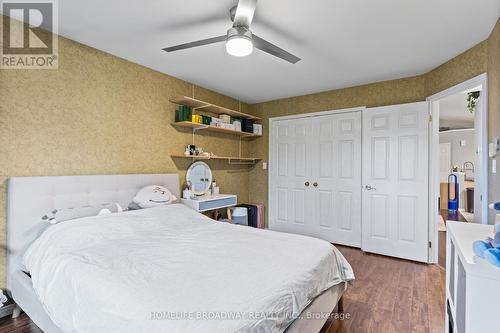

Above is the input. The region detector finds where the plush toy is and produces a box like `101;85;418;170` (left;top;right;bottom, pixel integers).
472;203;500;267
132;185;177;208
473;221;500;267
484;248;500;267
42;203;123;224
473;240;492;258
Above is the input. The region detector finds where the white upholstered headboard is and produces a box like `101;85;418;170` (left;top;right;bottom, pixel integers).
6;173;180;289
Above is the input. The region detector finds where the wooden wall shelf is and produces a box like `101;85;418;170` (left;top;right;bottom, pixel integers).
170;96;261;121
171;154;261;165
172;121;261;138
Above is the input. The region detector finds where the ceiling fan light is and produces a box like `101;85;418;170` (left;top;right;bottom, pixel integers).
226;35;253;57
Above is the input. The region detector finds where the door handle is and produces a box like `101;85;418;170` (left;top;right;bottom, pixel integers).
305;181;310;187
365;185;377;191
313;182;318;187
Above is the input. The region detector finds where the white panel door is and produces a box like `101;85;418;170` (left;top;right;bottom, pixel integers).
269;117;315;236
310;112;362;246
269;112;362;247
361;102;429;262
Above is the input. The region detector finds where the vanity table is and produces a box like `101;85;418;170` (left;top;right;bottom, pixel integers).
182;161;237;213
182;194;237;213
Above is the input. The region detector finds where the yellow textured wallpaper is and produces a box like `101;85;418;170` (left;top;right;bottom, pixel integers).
0;30;253;286
424;41;488;97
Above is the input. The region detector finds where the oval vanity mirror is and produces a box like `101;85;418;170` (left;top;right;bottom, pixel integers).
186;161;213;195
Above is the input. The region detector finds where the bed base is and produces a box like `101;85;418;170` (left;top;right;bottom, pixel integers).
11;271;64;333
12;269;345;333
286;282;347;333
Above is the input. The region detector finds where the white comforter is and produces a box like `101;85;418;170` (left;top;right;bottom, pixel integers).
24;204;354;333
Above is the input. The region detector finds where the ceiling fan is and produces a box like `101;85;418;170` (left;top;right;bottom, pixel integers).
163;0;300;64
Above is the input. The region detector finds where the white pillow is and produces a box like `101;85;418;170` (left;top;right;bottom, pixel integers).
132;185;177;208
42;203;123;224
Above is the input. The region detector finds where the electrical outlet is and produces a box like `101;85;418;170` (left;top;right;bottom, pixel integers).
262;162;267;170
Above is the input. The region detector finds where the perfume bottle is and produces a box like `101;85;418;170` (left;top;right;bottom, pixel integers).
211;179;219;195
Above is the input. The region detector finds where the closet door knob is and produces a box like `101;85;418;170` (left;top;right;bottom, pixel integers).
305;181;310;187
313;182;318;187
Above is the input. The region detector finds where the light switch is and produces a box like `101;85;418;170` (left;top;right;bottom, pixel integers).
493;159;497;174
460;140;466;147
489;139;500;158
262;162;267;170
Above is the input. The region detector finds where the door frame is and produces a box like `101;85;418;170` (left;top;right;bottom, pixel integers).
268;106;366;232
427;73;488;264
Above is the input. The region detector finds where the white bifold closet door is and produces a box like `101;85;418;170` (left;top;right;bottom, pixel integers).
361;102;429;262
269;112;362;247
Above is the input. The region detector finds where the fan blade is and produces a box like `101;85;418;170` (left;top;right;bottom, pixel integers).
163;35;226;52
233;0;258;27
253;35;301;64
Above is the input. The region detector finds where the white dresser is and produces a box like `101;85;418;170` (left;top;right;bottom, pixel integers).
446;221;500;333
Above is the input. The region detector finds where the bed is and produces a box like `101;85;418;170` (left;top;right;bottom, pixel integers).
7;174;354;333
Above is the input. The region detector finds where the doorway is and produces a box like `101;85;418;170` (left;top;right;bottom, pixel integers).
427;73;488;265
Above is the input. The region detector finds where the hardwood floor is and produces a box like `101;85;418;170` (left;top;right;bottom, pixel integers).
324;245;445;333
0;246;445;333
0;312;42;333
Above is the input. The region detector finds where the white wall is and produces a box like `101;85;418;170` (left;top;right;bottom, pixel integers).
439;129;475;171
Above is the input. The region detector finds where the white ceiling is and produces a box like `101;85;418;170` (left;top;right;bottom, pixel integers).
439;92;475;130
6;0;500;103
